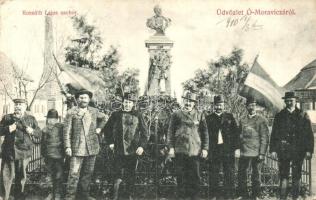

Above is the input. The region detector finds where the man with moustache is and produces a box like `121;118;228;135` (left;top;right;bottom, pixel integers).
64;89;107;200
104;92;148;200
205;95;239;200
270;92;314;200
236;97;269;200
168;91;209;200
0;98;41;200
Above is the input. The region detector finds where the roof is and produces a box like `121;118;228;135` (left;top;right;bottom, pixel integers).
284;59;316;90
57;64;107;100
61;64;104;89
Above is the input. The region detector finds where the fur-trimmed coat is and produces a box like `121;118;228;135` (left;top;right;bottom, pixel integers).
104;111;149;156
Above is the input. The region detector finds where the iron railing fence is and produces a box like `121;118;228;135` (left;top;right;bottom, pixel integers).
26;141;312;198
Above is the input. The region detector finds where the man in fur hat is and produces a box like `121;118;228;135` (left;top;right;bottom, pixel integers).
104;92;148;200
0;98;41;200
64;89;107;200
167;91;209;200
270;91;314;200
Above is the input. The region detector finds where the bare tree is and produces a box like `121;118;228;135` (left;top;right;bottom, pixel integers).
0;79;14;101
27;62;55;110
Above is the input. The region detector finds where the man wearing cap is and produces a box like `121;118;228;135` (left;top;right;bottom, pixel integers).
167;91;209;200
63;89;107;200
104;92;148;200
0;98;41;200
205;95;239;200
236;97;269;200
270;92;314;200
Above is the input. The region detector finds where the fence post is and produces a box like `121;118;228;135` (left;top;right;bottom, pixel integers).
309;159;312;195
154;115;159;200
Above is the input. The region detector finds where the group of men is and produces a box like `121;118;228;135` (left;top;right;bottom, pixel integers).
168;91;313;200
0;89;314;200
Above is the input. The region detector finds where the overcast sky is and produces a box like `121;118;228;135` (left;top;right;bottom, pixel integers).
1;0;316;98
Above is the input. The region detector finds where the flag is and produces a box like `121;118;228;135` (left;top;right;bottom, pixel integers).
240;56;286;112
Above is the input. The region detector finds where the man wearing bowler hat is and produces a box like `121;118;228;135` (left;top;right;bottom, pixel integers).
205;95;239;200
64;89;107;200
237;96;269;200
104;92;148;200
168;91;209;200
0;98;41;200
270;91;314;200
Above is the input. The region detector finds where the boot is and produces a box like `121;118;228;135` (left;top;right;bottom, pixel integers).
280;178;289;200
113;179;122;200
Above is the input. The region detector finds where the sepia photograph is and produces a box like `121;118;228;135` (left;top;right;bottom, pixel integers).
0;0;315;199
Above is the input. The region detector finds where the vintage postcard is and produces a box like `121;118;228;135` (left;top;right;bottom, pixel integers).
0;0;315;199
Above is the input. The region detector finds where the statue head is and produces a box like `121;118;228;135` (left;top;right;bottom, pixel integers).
147;5;171;35
154;5;162;16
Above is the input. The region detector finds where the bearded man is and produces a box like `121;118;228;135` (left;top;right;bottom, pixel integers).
64;89;107;200
0;98;41;200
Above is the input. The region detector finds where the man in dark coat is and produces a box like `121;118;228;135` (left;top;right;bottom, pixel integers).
270;91;314;200
0;98;41;200
205;95;239;200
237;97;269;200
64;89;107;200
104;92;148;200
168;91;209;200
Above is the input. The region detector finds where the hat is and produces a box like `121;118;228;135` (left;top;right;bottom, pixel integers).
214;95;224;104
75;89;93;99
46;109;59;119
123;92;138;102
246;96;257;105
282;91;298;99
13;98;26;104
182;91;197;102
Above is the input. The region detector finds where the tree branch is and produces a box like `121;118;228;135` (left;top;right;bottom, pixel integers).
0;79;14;101
27;62;55;110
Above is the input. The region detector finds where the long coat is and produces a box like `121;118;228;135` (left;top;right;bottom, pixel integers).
270;108;314;159
0;113;41;160
205;112;239;158
239;114;269;157
63;106;107;156
41;123;64;159
104;111;148;156
167;109;209;156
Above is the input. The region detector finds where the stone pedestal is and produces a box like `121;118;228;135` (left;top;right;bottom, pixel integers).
145;35;173;96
